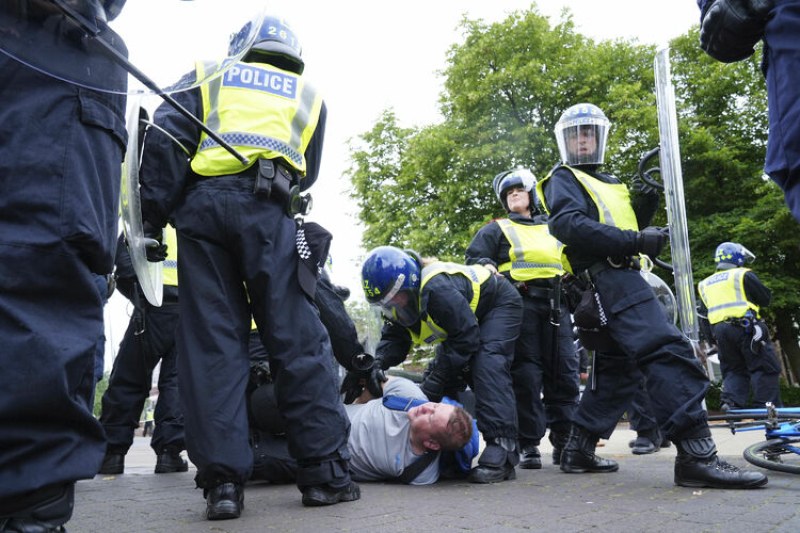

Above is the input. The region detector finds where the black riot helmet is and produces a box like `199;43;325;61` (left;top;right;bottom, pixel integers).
232;15;304;74
492;167;538;214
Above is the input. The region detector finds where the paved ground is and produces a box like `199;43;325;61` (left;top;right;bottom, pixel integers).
69;423;800;532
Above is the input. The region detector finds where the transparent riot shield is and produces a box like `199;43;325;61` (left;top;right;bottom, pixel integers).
654;47;699;342
120;96;162;307
640;256;677;325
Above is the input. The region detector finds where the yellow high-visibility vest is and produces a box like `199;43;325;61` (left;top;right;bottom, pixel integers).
407;263;491;345
698;268;760;324
495;219;566;280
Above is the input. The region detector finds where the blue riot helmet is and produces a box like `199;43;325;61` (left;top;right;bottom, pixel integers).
492;167;537;213
555;103;611;166
234;15;304;74
362;246;422;327
714;242;755;268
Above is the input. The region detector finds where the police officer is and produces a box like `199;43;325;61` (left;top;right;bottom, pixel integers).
697;242;782;409
361;246;522;483
138;15;358;519
0;2;128;530
465;167;580;469
697;0;800;222
97;228;187;476
536;103;767;488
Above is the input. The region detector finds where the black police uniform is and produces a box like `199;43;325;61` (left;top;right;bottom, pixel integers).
139;79;353;494
466;213;579;459
376;270;521;459
698;270;782;408
540;165;711;443
99;235;185;467
0;46;127;524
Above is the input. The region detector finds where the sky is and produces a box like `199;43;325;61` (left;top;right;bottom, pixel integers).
100;1;702;365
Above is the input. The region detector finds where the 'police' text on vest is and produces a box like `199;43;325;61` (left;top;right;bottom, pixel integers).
223;65;297;99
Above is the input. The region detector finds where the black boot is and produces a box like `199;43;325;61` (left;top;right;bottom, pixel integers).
98;452;125;475
560;425;618;473
469;438;517;483
301;482;361;507
155;447;189;474
628;429;661;455
205;482;244;520
674;437;767;489
518;443;542;470
549;431;569;465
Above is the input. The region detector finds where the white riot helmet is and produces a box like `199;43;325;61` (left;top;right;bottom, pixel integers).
555;103;611;166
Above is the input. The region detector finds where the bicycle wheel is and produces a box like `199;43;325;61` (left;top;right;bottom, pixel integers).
743;438;800;475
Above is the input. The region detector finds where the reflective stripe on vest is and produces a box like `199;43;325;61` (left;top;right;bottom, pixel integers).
537;166;639;231
495;219;565;281
407;263;491;346
163;225;179;287
698;268;760;324
191;61;323;176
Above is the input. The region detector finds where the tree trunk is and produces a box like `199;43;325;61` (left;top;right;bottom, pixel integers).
774;311;800;386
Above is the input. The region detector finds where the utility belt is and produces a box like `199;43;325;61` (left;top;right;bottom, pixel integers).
723;316;756;330
513;279;554;300
580;255;640;285
204;159;311;216
252;159;312;216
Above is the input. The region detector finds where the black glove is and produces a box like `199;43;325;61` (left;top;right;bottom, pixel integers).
700;0;773;63
630;175;660;197
419;371;447;403
637;226;669;258
143;222;167;263
340;354;386;404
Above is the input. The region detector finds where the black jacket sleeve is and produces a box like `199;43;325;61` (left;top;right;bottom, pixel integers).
744;271;772;308
375;321;413;369
465;220;504;268
139;87;202;229
424;274;481;371
314;273;364;370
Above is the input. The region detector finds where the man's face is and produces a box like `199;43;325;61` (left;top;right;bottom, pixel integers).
566;125;597;159
407;402;455;449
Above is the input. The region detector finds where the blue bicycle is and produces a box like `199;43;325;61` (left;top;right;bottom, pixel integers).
709;403;800;475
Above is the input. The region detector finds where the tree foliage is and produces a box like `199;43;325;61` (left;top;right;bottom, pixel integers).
347;4;800;380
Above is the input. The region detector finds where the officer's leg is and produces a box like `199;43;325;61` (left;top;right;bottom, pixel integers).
626;378;663;454
598;270;766;488
98;311;154;474
0;245;105;526
244;200;356;506
174;197;254;494
742;326;783;407
561;347;634;473
715;324;750;409
543;309;580;463
149;303;187;473
512;303;546;469
468;281;521;484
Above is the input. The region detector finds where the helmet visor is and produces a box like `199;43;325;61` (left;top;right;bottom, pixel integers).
556;123;608;166
375;289;420;327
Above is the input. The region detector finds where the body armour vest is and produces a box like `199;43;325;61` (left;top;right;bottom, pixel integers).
495;219;566;280
408;263;491;346
537;166;639;231
698;267;760;324
191;61;323;177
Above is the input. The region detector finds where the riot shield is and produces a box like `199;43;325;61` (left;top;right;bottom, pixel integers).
654;47;699;342
640;257;677;325
120;96;162;307
0;0;263;94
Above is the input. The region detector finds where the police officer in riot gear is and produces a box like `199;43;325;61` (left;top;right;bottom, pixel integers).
0;1;128;530
536;103;767;488
138;15;358;519
697;242;782;409
361;246;523;484
97;229;188;476
466;167;580;469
